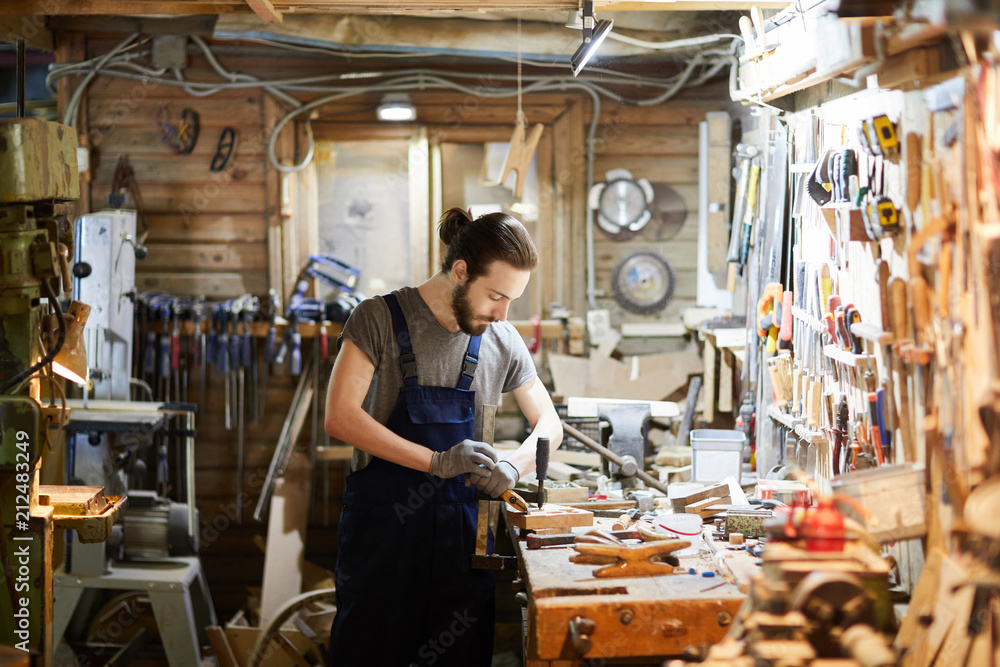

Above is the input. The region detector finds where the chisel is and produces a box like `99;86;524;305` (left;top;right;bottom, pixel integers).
536;437;550;510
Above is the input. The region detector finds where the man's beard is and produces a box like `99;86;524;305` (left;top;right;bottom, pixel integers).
451;281;492;336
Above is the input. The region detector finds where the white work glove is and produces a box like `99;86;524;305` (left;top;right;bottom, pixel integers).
430;439;498;479
473;460;520;498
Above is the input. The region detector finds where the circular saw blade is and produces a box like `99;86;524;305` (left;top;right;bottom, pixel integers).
610;250;676;315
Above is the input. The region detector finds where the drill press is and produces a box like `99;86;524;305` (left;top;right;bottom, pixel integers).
1;44;125;663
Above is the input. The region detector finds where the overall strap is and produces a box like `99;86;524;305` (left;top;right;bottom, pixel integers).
457;334;481;390
382;293;418;387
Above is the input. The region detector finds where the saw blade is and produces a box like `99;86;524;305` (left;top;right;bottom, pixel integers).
610;250;676;315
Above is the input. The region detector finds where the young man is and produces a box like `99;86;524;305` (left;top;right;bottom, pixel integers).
324;208;562;666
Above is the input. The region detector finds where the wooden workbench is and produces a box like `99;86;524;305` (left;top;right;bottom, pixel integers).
513;522;749;665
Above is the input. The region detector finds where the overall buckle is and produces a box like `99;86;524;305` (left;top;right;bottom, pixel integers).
400;352;417;380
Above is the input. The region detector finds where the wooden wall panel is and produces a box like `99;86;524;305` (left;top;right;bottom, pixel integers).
82;47;268;303
586;93;717;331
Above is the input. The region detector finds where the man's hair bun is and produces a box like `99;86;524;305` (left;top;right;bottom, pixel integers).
438;207;474;246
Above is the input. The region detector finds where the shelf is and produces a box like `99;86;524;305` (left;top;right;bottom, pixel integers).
766;405;827;444
823;344;876;368
792;307;827;334
850;322;893;345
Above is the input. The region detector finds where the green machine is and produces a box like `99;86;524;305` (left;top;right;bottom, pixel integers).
1;47;125;664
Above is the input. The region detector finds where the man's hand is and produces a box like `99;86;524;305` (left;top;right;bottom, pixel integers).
475;460;520;498
430;439;498;479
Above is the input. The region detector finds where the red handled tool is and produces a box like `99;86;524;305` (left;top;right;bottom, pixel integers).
778;290;794;351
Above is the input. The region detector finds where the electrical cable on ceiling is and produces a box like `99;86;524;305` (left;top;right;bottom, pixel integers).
48;33;738;180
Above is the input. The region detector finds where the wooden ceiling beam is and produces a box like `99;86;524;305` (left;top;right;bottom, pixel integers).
1;0;789;15
0;1;249;15
246;0;283;22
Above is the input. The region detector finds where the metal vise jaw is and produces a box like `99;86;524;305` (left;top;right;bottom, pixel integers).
597;403;651;487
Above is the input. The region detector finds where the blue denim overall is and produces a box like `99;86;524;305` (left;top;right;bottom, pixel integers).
328;293;495;666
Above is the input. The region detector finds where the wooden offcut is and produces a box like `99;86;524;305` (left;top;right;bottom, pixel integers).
685;496;731;518
670;482;730;511
505;504;593;530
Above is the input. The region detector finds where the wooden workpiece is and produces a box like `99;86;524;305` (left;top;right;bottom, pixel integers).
505;504;594;531
515;523;746;662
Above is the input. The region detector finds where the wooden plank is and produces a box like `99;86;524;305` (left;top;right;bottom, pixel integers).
565;100;587;315
296;120;319;289
505;505;593;530
85;75;258;102
705;112;731;275
263;95;284;294
91;152;265;185
56;31;91;218
259;450;309;628
246;0;283;22
314;104;567;128
685;496;731;518
552;105;573;316
895;548;943;652
592;128;700;156
143;213;267;243
86;125;265;159
594;244;700;272
593;156;699;186
718;349;733;413
703;334;716;423
206;626;239;667
587;102;718;128
135;271;268;297
670;482;730;511
536;129;554;318
282;91;578;112
90;181;266;213
409;127;431;285
280;162;299;300
0;17;53;50
140;242;268;271
88;97;264;130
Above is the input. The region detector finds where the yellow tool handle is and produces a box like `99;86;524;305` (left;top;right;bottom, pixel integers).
501;489;529;514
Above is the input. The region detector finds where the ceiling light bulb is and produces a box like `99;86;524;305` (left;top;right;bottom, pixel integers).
377;94;416;122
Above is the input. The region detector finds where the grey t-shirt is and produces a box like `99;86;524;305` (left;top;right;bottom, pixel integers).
336;286;536;471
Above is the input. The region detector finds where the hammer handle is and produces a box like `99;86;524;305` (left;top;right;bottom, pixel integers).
562;422;669;496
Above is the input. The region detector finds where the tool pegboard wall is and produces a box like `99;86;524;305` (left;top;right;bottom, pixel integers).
736;44;1000;578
